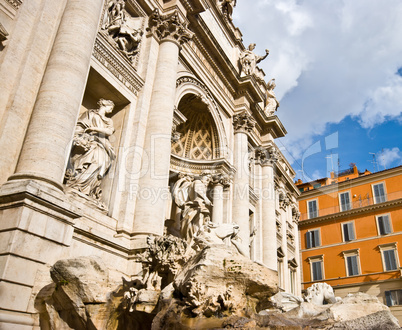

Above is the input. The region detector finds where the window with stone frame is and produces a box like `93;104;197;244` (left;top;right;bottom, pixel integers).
342;249;360;276
309;256;324;281
379;243;399;271
385;290;402;306
339;191;351;211
377;214;392;235
306;229;320;249
372;182;387;204
307;199;318;218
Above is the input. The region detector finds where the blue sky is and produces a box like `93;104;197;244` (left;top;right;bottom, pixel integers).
233;0;402;182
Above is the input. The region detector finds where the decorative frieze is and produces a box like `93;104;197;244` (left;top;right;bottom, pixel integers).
232;112;255;133
93;33;144;95
147;9;193;46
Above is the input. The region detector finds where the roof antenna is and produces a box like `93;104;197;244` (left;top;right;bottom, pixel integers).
369;152;378;172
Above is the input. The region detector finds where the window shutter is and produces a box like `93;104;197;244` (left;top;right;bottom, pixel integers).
312;261;322;281
347;223;355;240
383;216;391;234
384;250;397;271
306;231;312;249
313;230;320;247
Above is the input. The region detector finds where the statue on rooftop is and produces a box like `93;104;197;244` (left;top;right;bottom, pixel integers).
264;78;280;116
239;43;269;76
219;0;237;20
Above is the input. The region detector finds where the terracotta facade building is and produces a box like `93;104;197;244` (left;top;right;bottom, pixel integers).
297;165;402;323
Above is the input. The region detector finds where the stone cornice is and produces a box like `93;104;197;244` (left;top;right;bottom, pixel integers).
299;198;402;226
147;9;193;46
170;154;236;177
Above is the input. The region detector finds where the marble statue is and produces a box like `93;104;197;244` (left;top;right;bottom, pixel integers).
239;43;269;76
102;0;143;61
219;0;236;20
264;78;279;115
65;99;116;204
173;174;213;244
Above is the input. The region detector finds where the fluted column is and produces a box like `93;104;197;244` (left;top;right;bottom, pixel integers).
132;10;192;237
232;112;255;257
257;146;278;270
8;0;105;190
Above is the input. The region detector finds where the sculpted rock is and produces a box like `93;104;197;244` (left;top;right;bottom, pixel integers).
152;244;278;328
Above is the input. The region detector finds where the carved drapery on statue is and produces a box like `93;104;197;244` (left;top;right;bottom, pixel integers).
101;0;143;62
172;174;213;244
65;99;116;208
265;78;280;116
239;43;269;76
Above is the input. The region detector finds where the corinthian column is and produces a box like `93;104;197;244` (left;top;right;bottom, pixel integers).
132;10;192;238
232;112;255;257
8;0;105;190
256;146;278;270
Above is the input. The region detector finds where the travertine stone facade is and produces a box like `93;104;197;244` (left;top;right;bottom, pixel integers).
0;0;300;327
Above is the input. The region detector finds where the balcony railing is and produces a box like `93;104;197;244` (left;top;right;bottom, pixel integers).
300;191;402;221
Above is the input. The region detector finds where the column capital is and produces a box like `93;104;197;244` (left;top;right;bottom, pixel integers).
232;111;255;134
147;9;193;47
255;146;278;166
212;173;231;188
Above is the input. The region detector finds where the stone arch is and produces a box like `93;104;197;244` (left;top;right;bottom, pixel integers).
174;76;228;160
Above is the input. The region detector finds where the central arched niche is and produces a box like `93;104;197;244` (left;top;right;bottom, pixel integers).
172;93;220;160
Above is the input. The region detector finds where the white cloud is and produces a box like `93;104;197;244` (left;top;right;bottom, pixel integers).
377;148;402;169
233;0;402;161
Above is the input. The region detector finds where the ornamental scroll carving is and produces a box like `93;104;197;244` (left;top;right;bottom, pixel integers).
147;9;193;46
232;112;255;133
255;146;279;166
101;0;143;62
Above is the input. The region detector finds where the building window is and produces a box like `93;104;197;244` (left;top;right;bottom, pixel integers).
307;199;318;218
339;191;351;211
372;183;386;204
379;243;399;271
342;221;355;242
306;229;320;249
308;256;324;281
342;249;360;276
385;290;402;306
377;214;392;235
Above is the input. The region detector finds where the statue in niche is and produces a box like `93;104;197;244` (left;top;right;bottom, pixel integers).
264;78;279;115
219;0;237;20
172;174;213;244
102;0;143;62
65;99;116;207
239;43;269;76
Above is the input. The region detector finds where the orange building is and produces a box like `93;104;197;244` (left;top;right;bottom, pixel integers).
297;165;402;323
